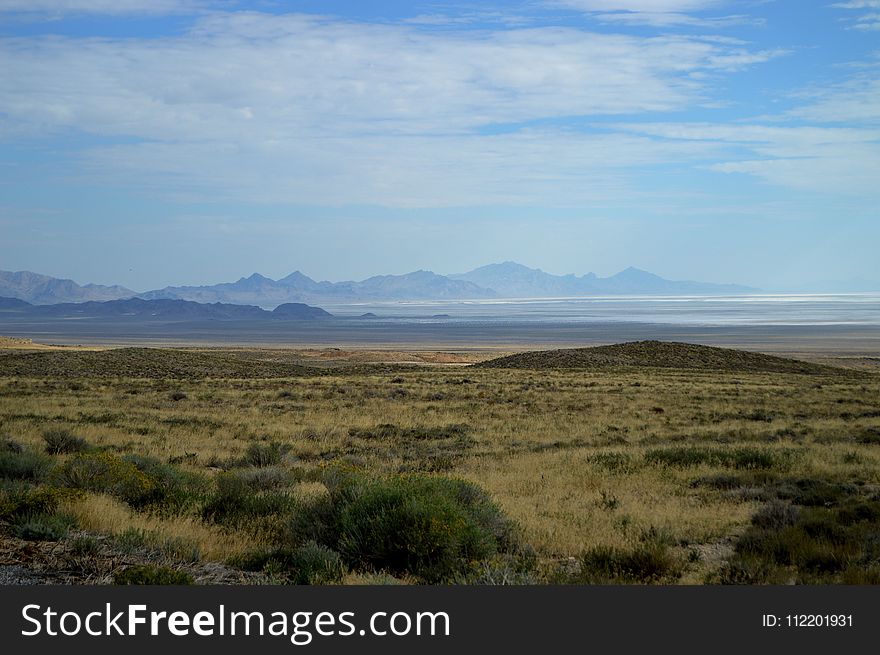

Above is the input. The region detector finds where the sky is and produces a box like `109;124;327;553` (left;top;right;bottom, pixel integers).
0;0;878;291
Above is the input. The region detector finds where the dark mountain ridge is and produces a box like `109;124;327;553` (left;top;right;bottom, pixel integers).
0;297;331;321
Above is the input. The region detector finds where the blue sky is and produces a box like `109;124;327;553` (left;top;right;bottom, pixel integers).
0;0;878;291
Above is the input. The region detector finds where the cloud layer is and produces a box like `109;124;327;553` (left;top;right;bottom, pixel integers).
0;7;876;209
0;11;785;206
0;0;208;15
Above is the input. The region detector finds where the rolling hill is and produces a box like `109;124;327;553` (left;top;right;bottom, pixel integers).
0;348;318;379
476;341;836;375
0;297;331;321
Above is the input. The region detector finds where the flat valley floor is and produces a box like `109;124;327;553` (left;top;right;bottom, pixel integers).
1;334;879;585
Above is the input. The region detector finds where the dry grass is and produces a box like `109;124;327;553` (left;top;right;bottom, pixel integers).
63;493;258;560
0;336;107;352
1;344;878;583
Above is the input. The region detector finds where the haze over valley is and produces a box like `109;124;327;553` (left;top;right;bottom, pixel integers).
2;262;758;307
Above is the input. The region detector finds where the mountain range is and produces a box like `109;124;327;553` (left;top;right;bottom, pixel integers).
0;270;136;304
0;262;757;307
450;262;754;298
138;269;494;305
0;297;331;321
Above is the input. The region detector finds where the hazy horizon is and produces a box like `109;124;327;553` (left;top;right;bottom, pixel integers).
4;259;880;295
1;1;878;290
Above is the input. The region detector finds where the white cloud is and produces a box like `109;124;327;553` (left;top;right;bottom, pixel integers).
0;0;210;14
0;12;783;138
791;76;880;124
853;12;880;29
832;1;880;30
551;0;745;27
710;154;880;194
0;11;796;207
401;12;534;27
591;11;761;27
614;122;880;195
554;1;723;10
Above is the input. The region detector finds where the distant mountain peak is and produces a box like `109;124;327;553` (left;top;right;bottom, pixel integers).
479;261;538;272
611;266;660;279
453;262;755;297
277;270;303;279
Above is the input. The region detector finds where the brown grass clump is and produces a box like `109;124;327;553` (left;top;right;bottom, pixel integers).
64;493;258;561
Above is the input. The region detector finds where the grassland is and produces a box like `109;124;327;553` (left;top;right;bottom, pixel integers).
1;341;879;585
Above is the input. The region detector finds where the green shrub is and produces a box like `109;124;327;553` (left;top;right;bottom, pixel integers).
645;446;793;470
715;558;788;585
0;449;53;481
348;423;470;441
52;452;156;506
42;428;90;455
0;483;80;520
113;526;151;553
855;428;880;445
243;441;289;468
13;512;77;541
691;471;778;491
226;466;293;492
121;454;210;510
114;565;194;585
288;541;346;584
721;492;880;584
570;542;684;584
68;534;102;557
201;471;296;526
751;500;800;530
286;493;337;547
774;479;857;507
222;468;520;583
325;471;516;583
588;452;634;473
243;541;347;584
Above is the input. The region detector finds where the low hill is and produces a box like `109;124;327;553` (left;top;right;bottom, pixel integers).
0;297;32;310
0;297;331;321
271;303;332;319
0;348;318;379
32;297;268;320
475;341;838;375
